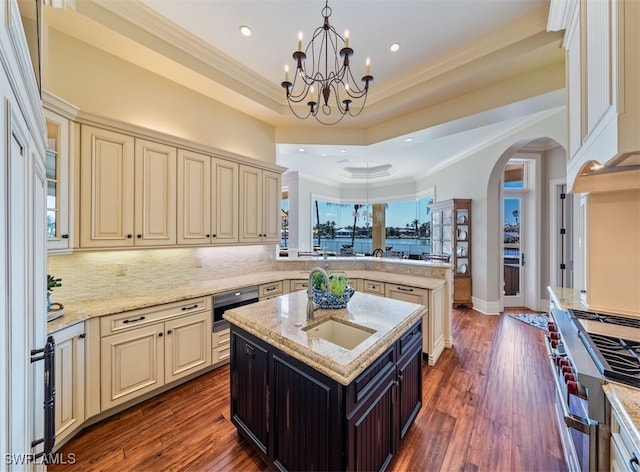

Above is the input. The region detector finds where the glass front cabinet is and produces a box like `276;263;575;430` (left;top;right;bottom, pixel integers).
429;198;472;308
44;108;71;252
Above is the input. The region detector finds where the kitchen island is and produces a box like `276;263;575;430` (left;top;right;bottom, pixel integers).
224;290;425;471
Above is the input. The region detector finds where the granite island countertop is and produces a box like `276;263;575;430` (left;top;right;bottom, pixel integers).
47;269;444;333
223;290;426;386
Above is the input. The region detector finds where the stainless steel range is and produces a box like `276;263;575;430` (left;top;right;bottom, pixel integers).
546;305;640;472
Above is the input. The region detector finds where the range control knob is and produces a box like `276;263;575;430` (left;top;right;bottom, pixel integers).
547;322;557;332
564;372;576;383
549;332;561;341
566;380;579;396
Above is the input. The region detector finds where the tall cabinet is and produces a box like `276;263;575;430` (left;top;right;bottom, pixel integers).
430;199;472;308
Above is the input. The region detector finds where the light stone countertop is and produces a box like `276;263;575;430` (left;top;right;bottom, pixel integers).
604;383;640;453
223;290;426;385
548;286;585;311
47;270;444;334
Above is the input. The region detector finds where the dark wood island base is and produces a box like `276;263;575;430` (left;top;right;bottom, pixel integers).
230;320;423;472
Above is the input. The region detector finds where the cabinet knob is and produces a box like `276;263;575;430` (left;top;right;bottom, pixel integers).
127;234;133;239
137;234;142;239
212;234;217;238
78;333;86;339
61;234;69;239
206;234;210;238
167;330;172;335
158;332;163;337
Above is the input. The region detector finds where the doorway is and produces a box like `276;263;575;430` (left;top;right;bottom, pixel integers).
503;194;524;306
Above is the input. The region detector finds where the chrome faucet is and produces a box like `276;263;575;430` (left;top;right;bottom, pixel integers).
307;267;330;321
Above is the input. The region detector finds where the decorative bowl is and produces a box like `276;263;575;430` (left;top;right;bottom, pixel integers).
312;286;355;309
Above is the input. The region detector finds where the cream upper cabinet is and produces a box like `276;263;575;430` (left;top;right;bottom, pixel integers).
80;126;177;248
211;158;239;244
133;138;177;246
553;0;640;191
177;150;238;245
239;164;281;243
80;125;135;247
44;109;72;252
177;149;211;245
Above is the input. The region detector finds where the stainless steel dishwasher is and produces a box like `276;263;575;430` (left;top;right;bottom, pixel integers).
212;286;259;332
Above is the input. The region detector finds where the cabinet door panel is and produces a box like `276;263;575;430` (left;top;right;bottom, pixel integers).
230;331;269;454
177;149;211;245
397;342;422;440
101;324;164;410
80;126;134;247
262;170;281;242
164;312;211;383
239;165;262;242
348;375;396;472
272;354;333;471
134;139;177;246
212;158;238;243
53;324;85;444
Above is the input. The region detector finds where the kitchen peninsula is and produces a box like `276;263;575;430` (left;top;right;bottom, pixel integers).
224;290;425;471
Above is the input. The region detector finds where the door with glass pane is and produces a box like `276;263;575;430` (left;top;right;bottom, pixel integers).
503;195;524;306
45;109;70;251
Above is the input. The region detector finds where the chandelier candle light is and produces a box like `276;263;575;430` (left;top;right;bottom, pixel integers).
281;0;373;125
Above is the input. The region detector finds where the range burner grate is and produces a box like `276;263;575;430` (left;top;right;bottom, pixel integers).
570;309;640;329
583;332;640;388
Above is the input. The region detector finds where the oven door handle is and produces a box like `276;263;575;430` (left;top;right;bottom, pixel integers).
545;337;598;435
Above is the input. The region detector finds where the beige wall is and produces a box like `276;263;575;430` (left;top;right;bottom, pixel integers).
43;28;276;164
587;189;640;316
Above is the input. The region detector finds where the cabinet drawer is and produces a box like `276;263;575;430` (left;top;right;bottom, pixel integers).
346;346;395;414
259;281;283;299
399;320;422;357
385;284;428;305
362;280;384;296
101;297;210;336
290;279;310;292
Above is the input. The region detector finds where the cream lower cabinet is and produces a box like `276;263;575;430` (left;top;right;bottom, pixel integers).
239;165;281;243
52;322;85;448
212;328;231;366
384;283;445;366
177;149;239;245
80;127;177;248
100;298;211;411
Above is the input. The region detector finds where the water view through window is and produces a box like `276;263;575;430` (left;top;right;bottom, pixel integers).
300;197;434;257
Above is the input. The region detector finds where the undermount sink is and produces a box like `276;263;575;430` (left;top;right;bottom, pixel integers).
303;319;376;350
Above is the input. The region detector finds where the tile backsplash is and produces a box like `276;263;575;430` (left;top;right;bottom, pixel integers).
48;245;276;303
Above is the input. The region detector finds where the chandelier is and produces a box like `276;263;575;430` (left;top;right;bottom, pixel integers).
280;0;373;125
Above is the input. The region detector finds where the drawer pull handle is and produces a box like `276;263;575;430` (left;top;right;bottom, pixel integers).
123;316;146;324
245;344;255;358
630;452;639;472
181;304;199;311
265;286;277;292
397;286;414;292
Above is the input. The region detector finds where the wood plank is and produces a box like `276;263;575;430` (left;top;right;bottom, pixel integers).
49;308;567;472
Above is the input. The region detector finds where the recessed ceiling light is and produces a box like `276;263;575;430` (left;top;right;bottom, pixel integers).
239;25;252;37
405;137;413;142
340;149;347;153
298;148;305;152
390;43;400;52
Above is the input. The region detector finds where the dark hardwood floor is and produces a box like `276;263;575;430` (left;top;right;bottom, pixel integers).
49;308;567;471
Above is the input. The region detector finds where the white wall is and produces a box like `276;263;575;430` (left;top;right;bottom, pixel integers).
286;107;568;313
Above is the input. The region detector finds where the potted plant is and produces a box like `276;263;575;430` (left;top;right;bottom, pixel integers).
47;274;62;312
311;271;355;309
